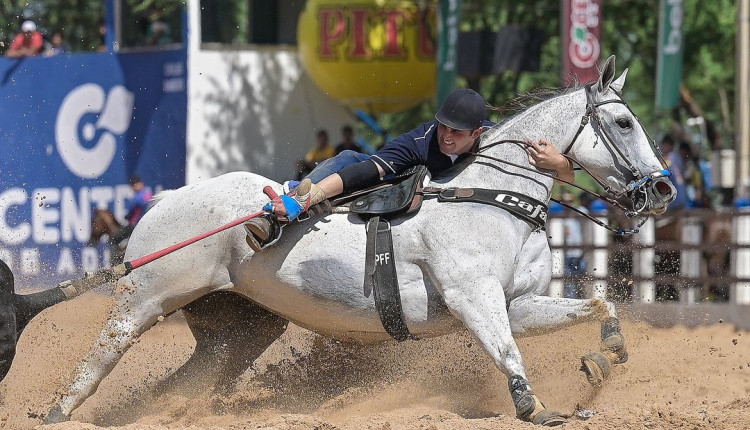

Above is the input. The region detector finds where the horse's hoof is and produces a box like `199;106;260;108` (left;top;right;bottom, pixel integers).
532;409;567;426
44;405;69;424
580;351;611;386
602;333;629;364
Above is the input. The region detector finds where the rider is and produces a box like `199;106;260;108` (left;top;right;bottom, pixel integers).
245;88;575;252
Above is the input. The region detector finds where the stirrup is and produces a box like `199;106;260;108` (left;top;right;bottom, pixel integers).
244;215;282;252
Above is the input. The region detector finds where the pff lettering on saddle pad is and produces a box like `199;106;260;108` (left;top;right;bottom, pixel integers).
436;188;548;231
364;216;415;341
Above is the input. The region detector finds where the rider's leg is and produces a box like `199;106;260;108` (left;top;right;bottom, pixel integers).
305;150;371;183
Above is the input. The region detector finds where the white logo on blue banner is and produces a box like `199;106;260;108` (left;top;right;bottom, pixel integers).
55;84;134;178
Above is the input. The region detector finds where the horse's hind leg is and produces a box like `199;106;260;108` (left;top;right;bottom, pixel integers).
160;291;288;394
45;283;175;423
507;295;627;386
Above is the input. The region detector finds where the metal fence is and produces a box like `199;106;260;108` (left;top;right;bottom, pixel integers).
547;208;750;329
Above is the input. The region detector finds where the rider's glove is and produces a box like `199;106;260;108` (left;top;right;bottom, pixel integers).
263;194;305;220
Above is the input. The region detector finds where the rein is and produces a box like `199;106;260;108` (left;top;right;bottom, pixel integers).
470;83;669;235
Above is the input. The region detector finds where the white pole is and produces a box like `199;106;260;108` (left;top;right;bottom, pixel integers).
634;218;656;303
548;217;565;298
733;205;750;304
591;215;609;299
680;216;702;303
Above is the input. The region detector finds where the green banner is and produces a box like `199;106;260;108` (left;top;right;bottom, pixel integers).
437;0;461;105
655;0;685;109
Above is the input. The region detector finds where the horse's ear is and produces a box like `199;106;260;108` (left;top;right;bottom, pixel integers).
611;68;629;93
597;55;616;93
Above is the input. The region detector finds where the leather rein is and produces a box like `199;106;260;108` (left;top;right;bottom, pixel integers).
469;83;670;235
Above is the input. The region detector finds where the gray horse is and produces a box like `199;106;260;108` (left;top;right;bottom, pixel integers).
1;56;675;426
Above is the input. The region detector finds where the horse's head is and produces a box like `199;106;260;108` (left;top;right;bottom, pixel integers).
565;55;676;216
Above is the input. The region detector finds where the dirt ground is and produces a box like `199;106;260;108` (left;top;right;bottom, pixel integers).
0;293;748;430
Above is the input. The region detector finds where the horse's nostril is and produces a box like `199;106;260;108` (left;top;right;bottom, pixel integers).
654;180;673;196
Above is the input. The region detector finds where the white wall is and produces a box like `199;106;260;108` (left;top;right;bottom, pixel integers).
186;0;352;184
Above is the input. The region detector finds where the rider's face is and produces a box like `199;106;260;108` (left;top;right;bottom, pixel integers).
437;122;482;155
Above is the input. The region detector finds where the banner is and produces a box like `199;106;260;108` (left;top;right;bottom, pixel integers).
655;0;685;109
561;0;601;85
0;49;187;290
437;0;461;105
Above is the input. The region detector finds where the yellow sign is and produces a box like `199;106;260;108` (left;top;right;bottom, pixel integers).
298;0;437;114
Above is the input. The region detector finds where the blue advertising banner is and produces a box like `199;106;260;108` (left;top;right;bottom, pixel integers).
0;49;187;290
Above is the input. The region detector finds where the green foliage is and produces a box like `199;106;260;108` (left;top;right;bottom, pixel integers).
126;0;185;15
376;0;736;150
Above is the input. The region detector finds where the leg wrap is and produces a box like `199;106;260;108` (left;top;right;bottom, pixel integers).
508;375;537;418
601;317;628;363
601;317;622;341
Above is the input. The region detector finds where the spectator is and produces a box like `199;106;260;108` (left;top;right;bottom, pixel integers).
678;142;705;207
334;125;364;155
45;30;68;56
96;20;108;52
295;130;335;181
660;134;687;210
106;175;153;265
145;7;172;46
125;175;153;226
5;20;44;58
562;191;588;299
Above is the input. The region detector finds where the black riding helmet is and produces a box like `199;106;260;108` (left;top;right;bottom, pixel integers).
435;88;487;131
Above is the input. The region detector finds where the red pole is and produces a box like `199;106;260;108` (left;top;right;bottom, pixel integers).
127;210;265;270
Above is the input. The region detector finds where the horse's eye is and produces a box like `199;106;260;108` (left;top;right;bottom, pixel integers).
616;118;633;129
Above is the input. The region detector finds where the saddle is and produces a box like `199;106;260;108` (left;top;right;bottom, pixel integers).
333;165;429;218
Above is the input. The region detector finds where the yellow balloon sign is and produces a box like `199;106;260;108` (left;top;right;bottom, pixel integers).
298;0;437;114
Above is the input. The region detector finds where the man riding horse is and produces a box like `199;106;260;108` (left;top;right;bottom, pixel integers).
245;88;575;251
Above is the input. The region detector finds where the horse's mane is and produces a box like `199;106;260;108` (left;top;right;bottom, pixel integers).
489;79;582;120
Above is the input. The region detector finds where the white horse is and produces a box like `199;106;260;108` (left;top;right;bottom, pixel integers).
40;56;674;425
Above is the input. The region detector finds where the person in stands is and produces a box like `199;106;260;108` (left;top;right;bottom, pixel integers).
5;20;44;58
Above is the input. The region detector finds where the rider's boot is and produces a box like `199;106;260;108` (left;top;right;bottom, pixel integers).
245;179;326;252
244;214;282;252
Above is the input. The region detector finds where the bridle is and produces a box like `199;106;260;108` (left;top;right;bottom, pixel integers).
470;83;671;235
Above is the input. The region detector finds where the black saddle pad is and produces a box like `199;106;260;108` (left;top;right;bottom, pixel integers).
344;165;428;218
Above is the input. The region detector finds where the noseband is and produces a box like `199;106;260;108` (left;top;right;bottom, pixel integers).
472;83;671;235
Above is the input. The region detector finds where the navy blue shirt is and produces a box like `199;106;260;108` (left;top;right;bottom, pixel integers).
370;120;495;176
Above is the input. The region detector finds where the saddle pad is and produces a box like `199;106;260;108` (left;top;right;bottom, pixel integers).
350;165;428;217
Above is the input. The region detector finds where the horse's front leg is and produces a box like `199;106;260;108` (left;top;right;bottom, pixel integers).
438;275;565;426
509;231;627;386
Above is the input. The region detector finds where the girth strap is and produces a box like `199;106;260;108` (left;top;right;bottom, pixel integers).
429;188;548;230
364;216;415;342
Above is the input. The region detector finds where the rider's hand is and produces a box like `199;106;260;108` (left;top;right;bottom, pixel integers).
525;139;574;183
